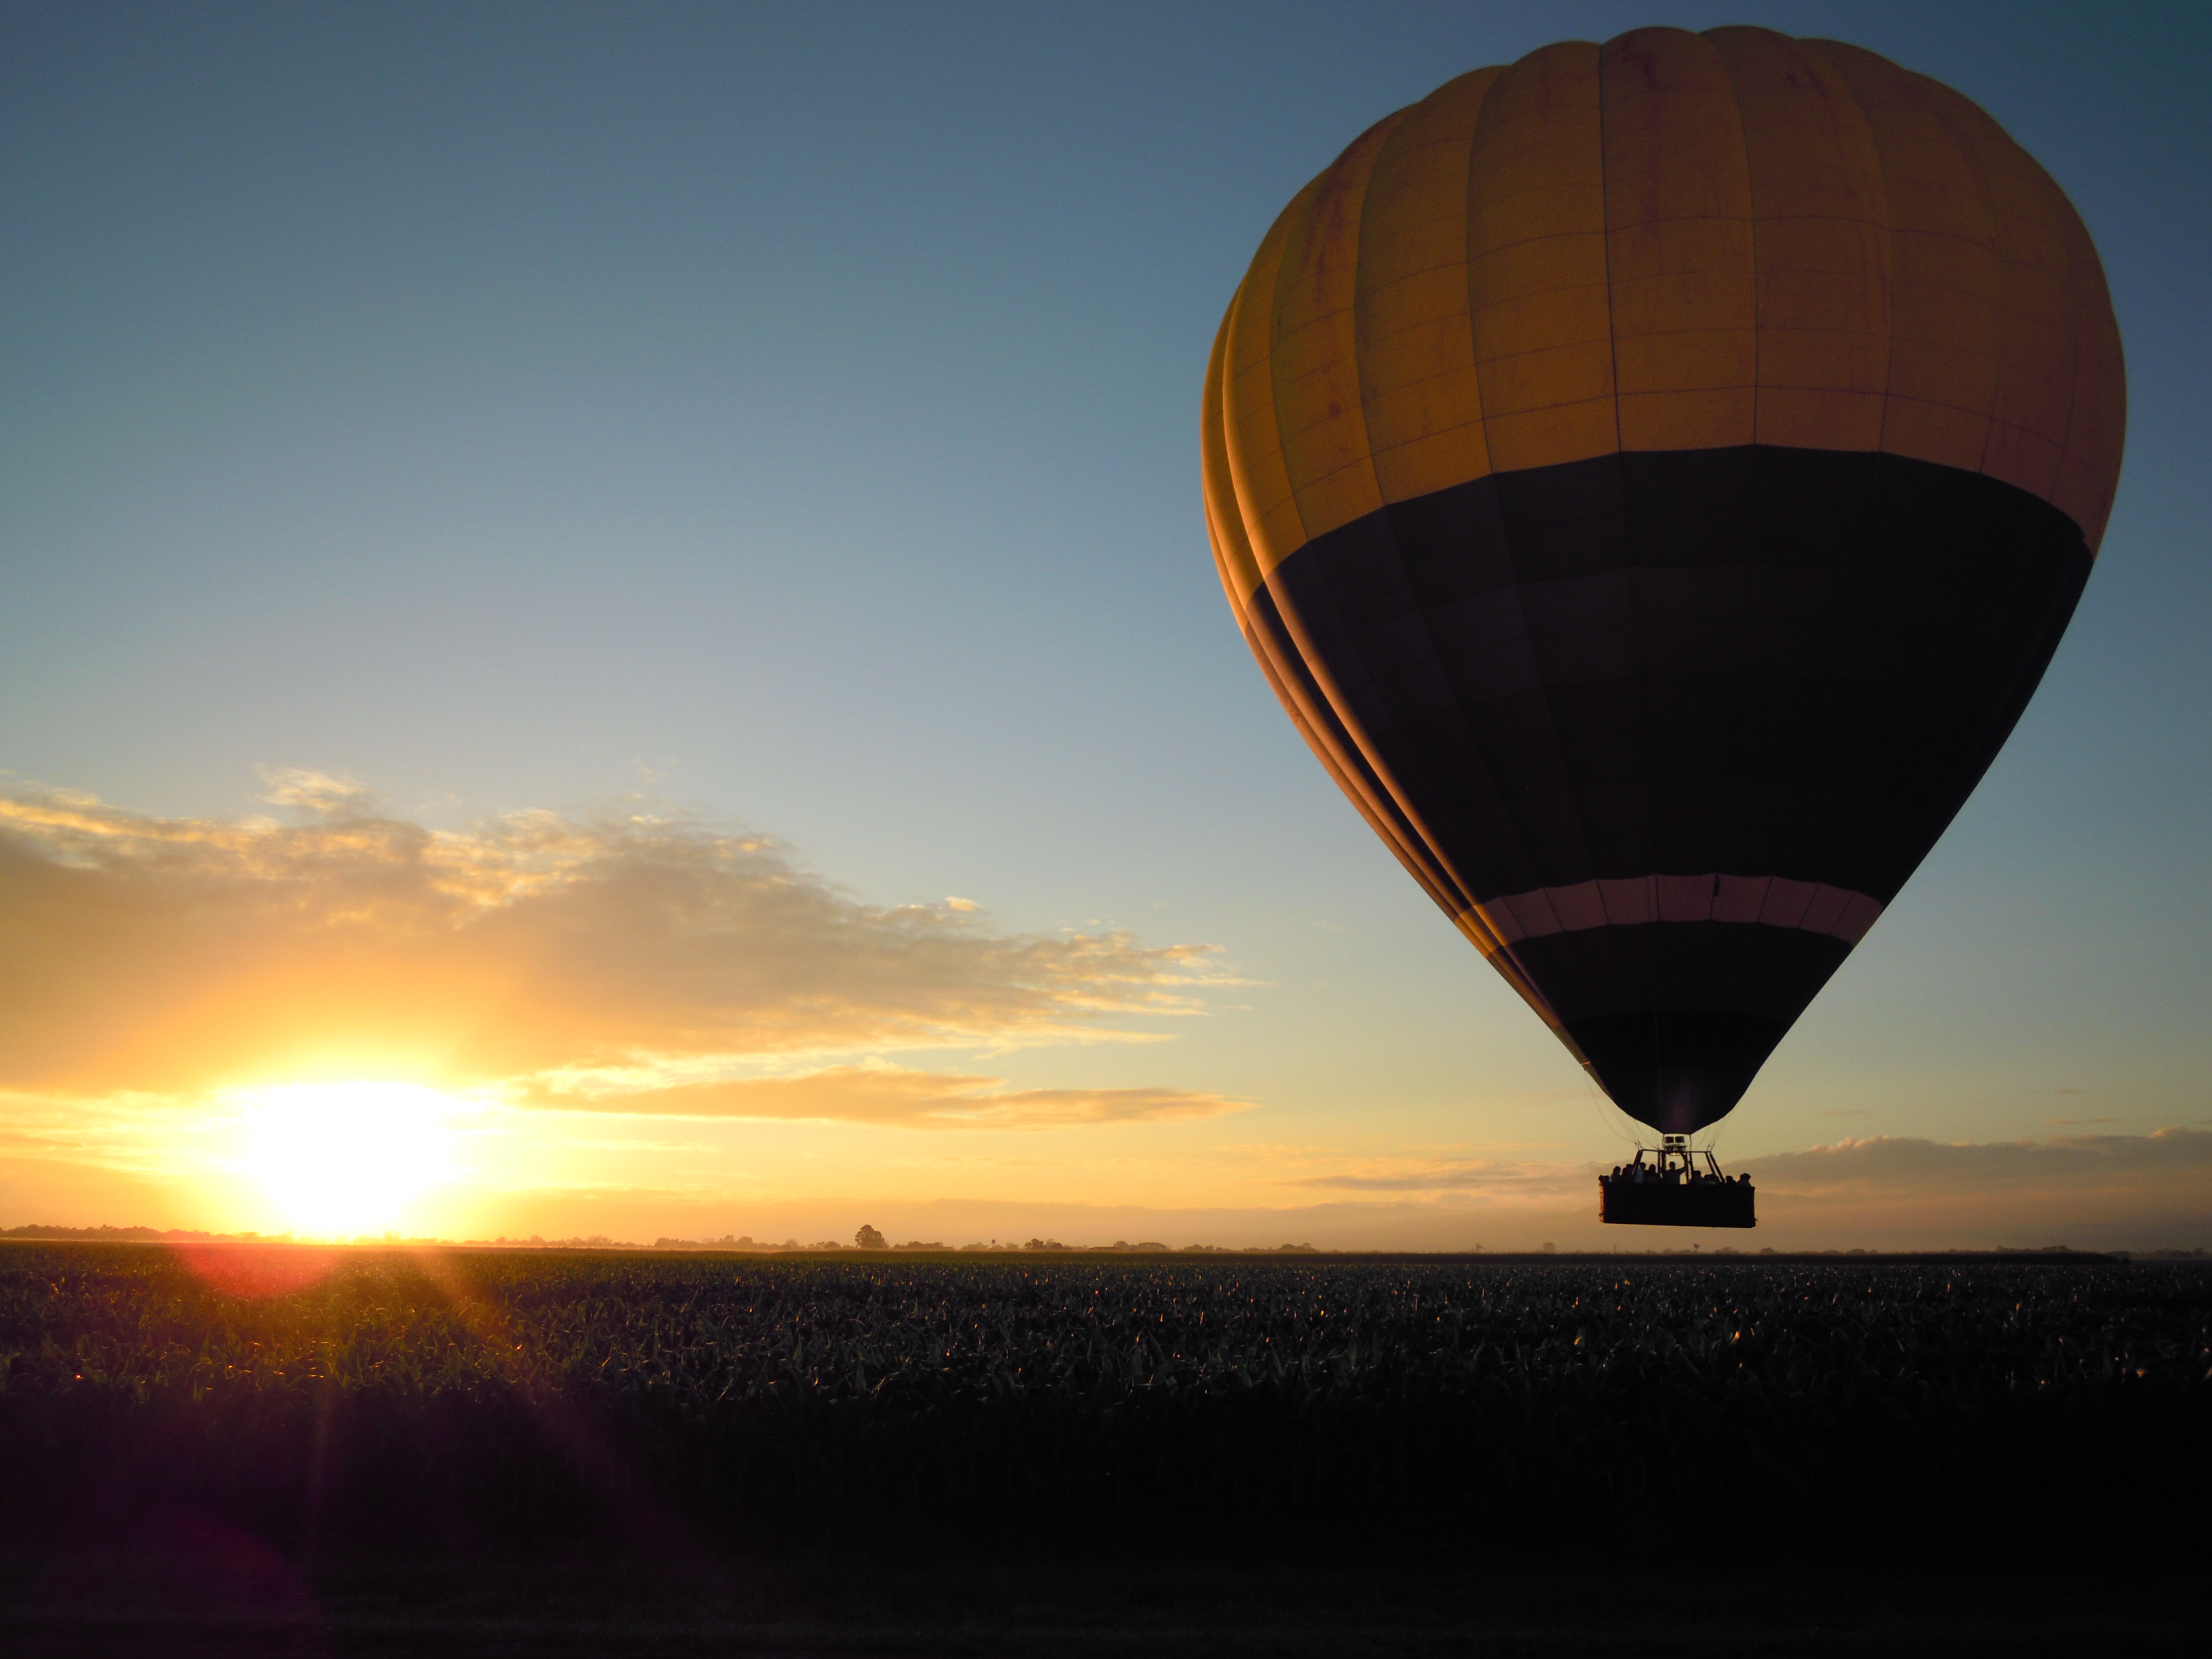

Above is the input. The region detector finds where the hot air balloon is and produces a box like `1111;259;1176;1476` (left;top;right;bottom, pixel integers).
1201;28;2124;1225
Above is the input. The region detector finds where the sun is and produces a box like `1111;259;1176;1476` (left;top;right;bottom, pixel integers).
237;1081;457;1238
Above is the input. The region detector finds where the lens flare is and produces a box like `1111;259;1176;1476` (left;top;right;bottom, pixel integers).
237;1081;455;1238
172;1242;340;1299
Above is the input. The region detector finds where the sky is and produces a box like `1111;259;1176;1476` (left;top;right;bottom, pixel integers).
3;0;2207;1251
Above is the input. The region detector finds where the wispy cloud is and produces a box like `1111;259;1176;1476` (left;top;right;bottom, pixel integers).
0;779;1231;1098
526;1062;1251;1129
1280;1155;1584;1201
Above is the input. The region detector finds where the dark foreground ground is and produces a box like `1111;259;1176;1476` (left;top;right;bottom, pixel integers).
2;1244;2204;1654
3;1547;2204;1657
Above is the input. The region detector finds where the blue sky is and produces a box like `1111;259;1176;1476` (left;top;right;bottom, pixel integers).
3;1;2206;1246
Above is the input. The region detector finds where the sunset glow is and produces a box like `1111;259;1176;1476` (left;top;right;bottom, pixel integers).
235;1082;457;1238
0;6;2203;1258
0;11;2200;1646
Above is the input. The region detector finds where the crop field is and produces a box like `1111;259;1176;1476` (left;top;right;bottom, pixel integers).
2;1244;2206;1571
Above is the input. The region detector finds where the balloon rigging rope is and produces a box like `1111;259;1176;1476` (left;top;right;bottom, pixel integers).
1581;1073;1644;1156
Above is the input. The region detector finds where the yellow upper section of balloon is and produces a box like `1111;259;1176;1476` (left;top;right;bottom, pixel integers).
1202;27;2126;603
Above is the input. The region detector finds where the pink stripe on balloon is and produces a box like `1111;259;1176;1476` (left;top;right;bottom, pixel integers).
1474;878;1882;946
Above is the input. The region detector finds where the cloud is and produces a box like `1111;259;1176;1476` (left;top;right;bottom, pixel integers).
1281;1157;1584;1201
1259;1130;2212;1246
1275;1130;2212;1202
1742;1128;2212;1193
527;1063;1251;1129
1723;1129;2212;1250
254;766;374;813
0;780;1229;1096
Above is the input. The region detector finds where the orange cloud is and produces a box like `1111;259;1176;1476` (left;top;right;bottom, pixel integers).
526;1063;1252;1128
0;780;1228;1096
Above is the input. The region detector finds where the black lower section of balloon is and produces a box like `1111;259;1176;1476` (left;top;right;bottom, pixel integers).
1512;915;1853;1025
1262;445;2091;906
1255;445;2090;1130
1514;921;1849;1132
1567;1006;1793;1136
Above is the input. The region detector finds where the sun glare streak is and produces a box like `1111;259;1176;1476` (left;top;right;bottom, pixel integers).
236;1081;457;1238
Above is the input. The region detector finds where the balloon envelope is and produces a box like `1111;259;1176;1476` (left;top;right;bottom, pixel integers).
1202;27;2124;1134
